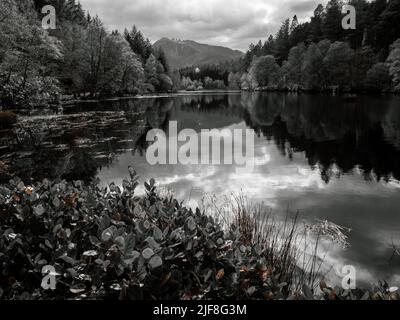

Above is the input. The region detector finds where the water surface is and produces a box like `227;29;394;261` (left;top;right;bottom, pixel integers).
2;92;400;285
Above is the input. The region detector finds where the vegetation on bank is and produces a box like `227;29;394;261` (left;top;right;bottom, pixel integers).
0;168;399;300
178;0;400;94
2;0;400;108
0;0;173;108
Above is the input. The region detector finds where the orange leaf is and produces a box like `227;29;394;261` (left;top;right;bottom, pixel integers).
216;269;225;280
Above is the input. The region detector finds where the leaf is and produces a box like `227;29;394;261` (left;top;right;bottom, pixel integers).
52;197;60;208
25;187;34;196
12;193;20;202
82;250;98;257
153;226;163;241
45;239;53;249
70;284;86;294
216;269;225;280
89;235;100;246
185;217;196;232
114;236;125;249
247;286;256;296
34;204;46;216
59;255;75;265
101;227;116;243
145;236;160;250
142;248;154;260
134;205;145;218
148;255;163;270
110;283;122;291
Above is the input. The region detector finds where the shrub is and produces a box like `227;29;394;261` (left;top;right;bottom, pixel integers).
365;63;393;92
186;85;196;91
0;111;17;129
0;169;398;300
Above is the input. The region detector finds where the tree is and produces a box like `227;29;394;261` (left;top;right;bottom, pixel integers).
124;25;153;61
100;34;144;96
275;19;291;64
351;46;377;89
0;0;62;105
228;72;241;90
145;54;161;90
82;16;107;96
324;41;355;87
302;42;327;89
249;55;280;87
155;48;170;73
386;39;400;91
290;15;299;34
171;70;181;90
240;73;257;91
377;0;400;50
309;4;325;42
322;0;343;42
158;74;173;92
181;76;194;90
263;35;276;56
281;43;306;87
57;21;88;94
365;62;392;91
289;15;307;47
346;0;370;48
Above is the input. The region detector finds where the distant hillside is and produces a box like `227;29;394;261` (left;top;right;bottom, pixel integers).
153;38;244;70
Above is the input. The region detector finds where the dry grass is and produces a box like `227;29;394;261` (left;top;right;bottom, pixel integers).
199;193;335;291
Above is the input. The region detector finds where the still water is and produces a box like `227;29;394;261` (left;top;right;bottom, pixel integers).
2;92;400;285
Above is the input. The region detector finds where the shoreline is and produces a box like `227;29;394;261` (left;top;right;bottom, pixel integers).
60;90;242;106
2;89;398;111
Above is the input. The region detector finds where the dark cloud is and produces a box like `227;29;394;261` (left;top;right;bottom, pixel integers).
79;0;328;51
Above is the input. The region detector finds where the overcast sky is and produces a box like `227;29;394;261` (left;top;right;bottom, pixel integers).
79;0;329;51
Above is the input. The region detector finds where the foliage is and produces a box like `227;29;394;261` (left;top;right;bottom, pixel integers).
0;171;398;300
323;41;354;87
365;62;392;91
249;56;280;87
280;44;306;88
387;39;400;92
239;0;400;93
227;72;242;90
0;0;62;106
0;0;177;107
0;169;300;300
203;77;226;90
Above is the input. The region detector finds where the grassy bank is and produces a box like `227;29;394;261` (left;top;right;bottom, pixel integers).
0;169;398;300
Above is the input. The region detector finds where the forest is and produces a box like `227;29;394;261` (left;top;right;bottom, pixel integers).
0;0;173;108
179;0;400;93
1;0;400;108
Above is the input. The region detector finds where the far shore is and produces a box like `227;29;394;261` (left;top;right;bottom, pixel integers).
59;90;242;106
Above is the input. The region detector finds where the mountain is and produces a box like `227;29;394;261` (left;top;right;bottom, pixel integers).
153;38;244;70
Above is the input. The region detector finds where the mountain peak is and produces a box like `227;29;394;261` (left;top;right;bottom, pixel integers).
153;38;243;70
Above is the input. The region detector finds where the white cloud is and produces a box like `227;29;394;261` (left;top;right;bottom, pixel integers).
79;0;328;51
